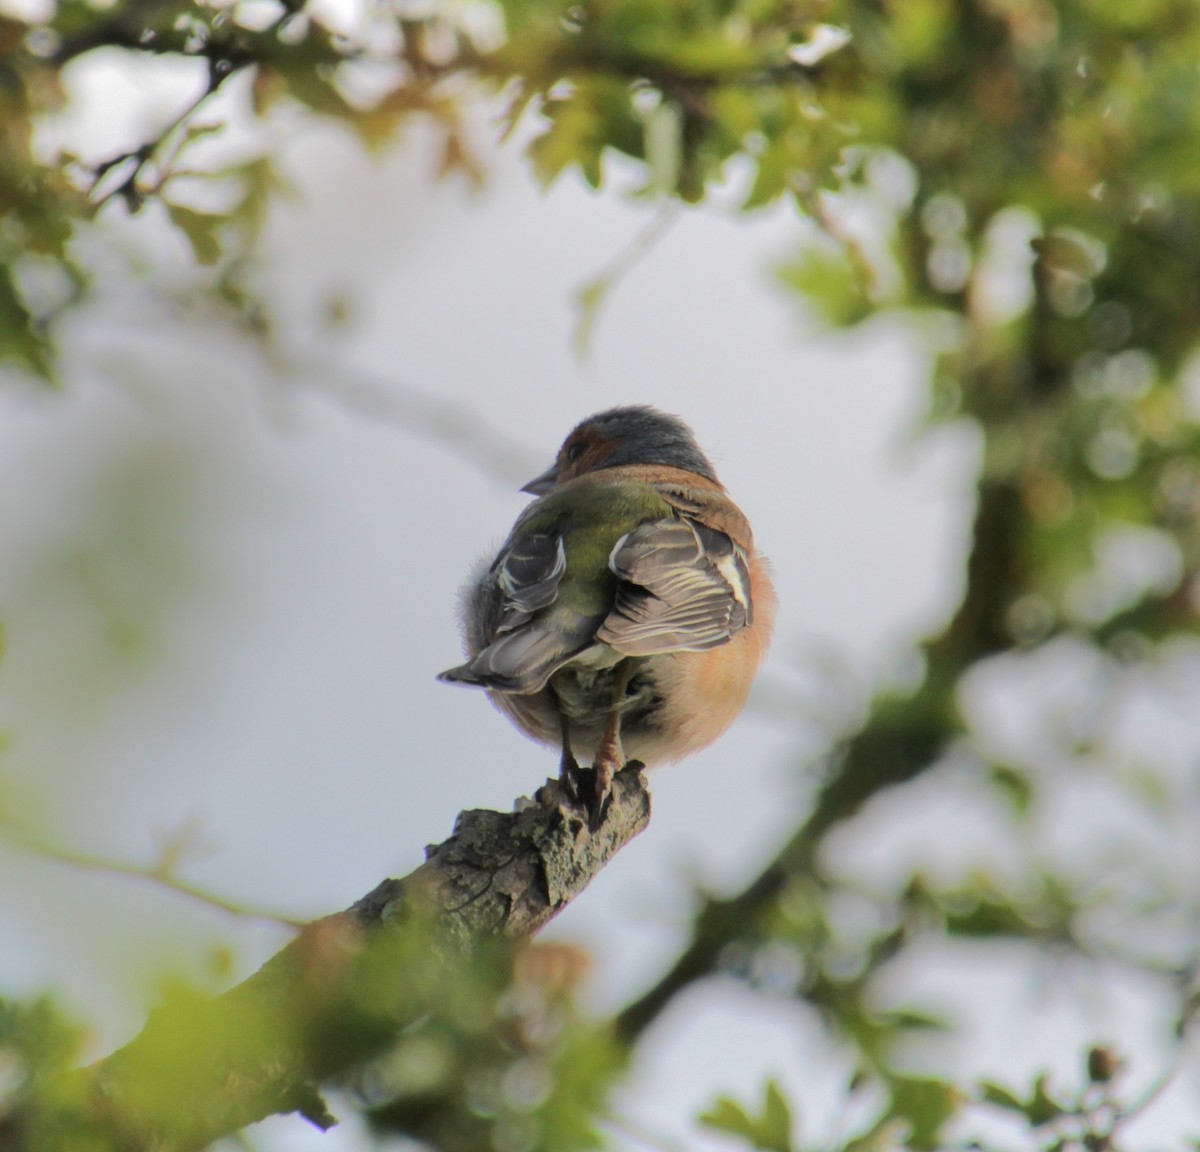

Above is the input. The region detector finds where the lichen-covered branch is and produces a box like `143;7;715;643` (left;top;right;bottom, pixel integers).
71;769;651;1152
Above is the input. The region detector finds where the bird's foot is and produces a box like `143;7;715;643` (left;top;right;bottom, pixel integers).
559;761;613;832
588;778;613;833
586;756;616;832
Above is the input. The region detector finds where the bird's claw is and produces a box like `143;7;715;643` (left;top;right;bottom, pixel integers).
559;762;613;831
560;758;584;804
588;782;613;833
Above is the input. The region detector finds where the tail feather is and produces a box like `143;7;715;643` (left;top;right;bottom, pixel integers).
438;627;590;694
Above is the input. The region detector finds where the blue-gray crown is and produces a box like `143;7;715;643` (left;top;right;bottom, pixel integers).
576;406;719;482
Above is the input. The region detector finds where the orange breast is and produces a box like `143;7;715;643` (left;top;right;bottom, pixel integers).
624;550;776;765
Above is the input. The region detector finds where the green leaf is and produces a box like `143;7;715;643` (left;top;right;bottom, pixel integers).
278;67;355;119
988;763;1034;815
1025;1073;1065;1126
875;1008;951;1033
889;0;956;67
976;1073;1065;1127
978;1080;1026;1113
885;1076;961;1150
776;241;872;328
0;262;56;383
164;203;225;266
700;1098;759;1143
761;1080;792;1151
744;128;815;211
941;884;1035;938
527;77;641;190
698;1079;795;1152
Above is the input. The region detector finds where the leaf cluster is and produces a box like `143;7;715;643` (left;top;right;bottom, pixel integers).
5;0;1200;1149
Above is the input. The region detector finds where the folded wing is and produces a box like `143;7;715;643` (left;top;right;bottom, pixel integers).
439;533;596;693
596;519;752;656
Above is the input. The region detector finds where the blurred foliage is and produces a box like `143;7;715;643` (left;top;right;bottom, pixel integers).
4;0;1200;1148
1;920;618;1152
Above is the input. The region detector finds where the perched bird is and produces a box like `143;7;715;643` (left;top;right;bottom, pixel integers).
439;406;775;826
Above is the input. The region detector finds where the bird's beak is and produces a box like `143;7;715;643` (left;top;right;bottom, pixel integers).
520;464;559;496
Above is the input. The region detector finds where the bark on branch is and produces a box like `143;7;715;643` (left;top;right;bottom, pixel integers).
77;768;651;1152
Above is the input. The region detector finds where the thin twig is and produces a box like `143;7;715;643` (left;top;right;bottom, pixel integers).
89;75;227;212
3;826;308;930
280;359;541;488
573;202;681;357
91;279;541;490
84;0;306;212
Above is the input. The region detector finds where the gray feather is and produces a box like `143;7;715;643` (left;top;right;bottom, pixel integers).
595;518;751;657
440;531;593;692
439;625;586;693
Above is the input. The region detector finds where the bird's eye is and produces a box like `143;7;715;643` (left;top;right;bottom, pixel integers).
566;441;584;463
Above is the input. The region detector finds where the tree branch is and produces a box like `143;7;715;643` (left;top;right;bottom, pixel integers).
70;768;651;1152
615;479;1021;1042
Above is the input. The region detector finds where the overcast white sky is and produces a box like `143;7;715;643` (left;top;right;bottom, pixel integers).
1;40;1196;1151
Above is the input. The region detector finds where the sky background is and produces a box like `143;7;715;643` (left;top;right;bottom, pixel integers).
1;39;1196;1151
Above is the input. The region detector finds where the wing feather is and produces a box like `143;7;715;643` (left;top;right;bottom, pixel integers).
439;532;593;693
495;533;566;631
442;506;755;690
595;518;752;657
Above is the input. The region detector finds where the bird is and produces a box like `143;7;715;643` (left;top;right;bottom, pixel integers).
439;406;775;828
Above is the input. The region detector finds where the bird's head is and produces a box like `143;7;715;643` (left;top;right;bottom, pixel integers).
520;406;720;496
